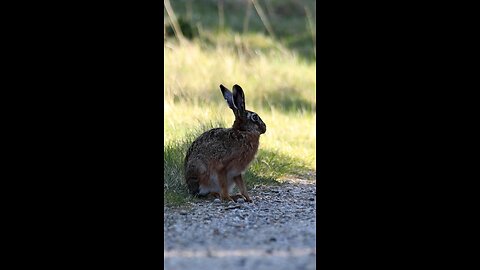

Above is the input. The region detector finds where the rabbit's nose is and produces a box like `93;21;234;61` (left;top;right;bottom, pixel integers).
260;124;266;134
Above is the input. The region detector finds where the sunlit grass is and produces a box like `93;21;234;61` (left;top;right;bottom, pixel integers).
164;42;315;206
164;41;315;108
165;101;315;166
164;0;316;205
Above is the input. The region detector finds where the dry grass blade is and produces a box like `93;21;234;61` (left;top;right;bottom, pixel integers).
218;0;225;31
243;0;253;34
305;6;316;58
164;0;186;44
251;0;276;40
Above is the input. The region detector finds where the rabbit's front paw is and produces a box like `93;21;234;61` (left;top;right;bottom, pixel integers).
240;193;253;203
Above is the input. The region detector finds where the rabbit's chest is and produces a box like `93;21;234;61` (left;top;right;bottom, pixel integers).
223;152;256;177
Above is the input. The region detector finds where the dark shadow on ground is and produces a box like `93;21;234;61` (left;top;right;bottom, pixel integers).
245;147;315;189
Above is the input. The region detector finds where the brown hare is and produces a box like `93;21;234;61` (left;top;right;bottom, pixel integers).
184;84;266;202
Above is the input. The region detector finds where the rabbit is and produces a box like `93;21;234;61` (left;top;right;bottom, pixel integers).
184;84;266;203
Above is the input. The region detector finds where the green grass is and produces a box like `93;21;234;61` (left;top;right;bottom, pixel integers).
164;0;316;206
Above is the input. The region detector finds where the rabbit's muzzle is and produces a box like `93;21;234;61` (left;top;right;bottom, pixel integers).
259;123;266;134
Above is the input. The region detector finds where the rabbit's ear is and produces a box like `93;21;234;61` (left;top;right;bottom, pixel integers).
220;84;237;111
232;84;246;116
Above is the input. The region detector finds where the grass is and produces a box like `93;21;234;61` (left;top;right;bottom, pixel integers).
164;0;316;206
164;0;316;61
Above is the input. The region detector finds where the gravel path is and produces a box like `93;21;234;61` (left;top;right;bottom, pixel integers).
164;178;316;270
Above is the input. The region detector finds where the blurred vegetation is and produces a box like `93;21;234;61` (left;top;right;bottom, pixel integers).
164;0;316;206
164;0;316;60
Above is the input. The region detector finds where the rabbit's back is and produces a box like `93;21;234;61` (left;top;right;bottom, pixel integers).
185;128;231;163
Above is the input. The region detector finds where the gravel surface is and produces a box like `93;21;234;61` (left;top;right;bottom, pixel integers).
164;178;316;270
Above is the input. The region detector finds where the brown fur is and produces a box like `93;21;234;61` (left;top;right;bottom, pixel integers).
184;84;266;203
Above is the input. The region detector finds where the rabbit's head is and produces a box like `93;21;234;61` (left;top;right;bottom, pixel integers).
220;84;266;134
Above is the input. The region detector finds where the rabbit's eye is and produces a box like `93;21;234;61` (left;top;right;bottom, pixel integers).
252;114;259;122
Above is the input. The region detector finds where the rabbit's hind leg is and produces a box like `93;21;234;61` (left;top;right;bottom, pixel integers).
219;172;234;202
204;192;220;200
185;160;208;195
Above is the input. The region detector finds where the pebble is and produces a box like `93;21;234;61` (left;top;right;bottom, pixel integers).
164;180;316;270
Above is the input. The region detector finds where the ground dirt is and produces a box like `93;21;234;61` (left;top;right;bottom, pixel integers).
164;178;316;270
